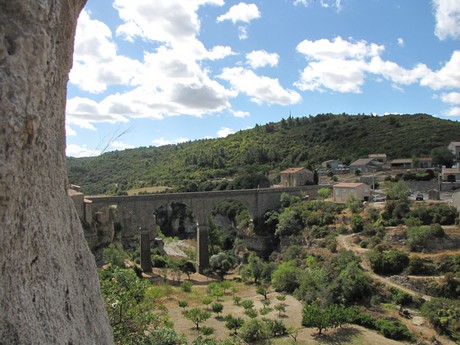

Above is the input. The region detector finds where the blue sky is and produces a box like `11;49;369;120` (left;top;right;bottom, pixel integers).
66;0;460;157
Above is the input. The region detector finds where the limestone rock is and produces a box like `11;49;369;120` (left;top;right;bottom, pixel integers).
0;0;113;343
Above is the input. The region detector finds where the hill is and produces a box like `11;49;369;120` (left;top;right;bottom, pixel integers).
67;113;460;195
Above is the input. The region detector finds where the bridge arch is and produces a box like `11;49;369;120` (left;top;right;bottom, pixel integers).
84;186;318;273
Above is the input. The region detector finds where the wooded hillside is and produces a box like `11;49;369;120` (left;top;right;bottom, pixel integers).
67;113;460;195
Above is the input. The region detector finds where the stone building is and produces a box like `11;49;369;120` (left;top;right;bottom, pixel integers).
280;168;314;187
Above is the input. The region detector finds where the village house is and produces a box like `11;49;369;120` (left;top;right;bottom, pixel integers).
321;159;343;169
453;190;460;210
368;153;387;163
280;167;314;187
419;157;433;168
349;158;383;174
440;165;460;183
447;141;460;161
333;182;371;203
390;158;413;170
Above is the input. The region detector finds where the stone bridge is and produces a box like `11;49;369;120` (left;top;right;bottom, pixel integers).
83;186;318;272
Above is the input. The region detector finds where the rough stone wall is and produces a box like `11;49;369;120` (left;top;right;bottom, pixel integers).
0;1;113;343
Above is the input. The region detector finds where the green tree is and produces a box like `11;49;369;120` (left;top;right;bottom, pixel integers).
271;261;301;293
209;252;237;281
431;147;454;167
317;187;331;200
211;302;224;317
239;319;271;343
256;285;269;300
103;243;128;268
182;307;211;330
224;314;244;335
179;259;196;280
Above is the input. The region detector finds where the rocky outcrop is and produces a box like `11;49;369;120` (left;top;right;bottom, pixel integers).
0;1;113;343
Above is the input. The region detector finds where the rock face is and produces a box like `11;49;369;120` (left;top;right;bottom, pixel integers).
0;1;113;343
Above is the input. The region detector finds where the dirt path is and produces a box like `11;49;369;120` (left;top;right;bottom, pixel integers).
337;234;433;301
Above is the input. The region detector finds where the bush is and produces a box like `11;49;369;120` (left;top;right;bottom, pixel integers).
239;319;271;343
368;249;409;275
375;319;413;341
181;280;193;292
351;214;364;233
407;224;445;252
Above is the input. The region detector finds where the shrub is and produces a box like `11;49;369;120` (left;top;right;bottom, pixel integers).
368;249;409;275
375;319;413;341
351;214;364;233
239;319;271;343
181;280;193;292
407;224;445;252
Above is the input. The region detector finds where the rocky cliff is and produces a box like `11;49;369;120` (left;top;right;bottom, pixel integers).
0;1;113;343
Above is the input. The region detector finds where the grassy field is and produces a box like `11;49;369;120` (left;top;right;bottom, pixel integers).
126;186;172;195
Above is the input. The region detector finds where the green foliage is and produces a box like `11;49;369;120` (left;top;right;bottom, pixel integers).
178;300;188;309
148;327;187;345
239;318;271;343
240;253;274;284
98;267;168;344
209;252;238;281
271;261;302;293
103;243;127;268
295;251;371;306
407;224;445;252
178;259;196;280
224;314;244;335
256;285;269;299
385;181;410;201
374;319;413;341
431;147;455;167
211;302;223;316
368;249;409;275
410;204;458;225
68;114;460;195
317;187;331;200
422;298;460;342
351;214;364;233
240;299;254;310
301;303;349;334
346;195;363;214
381;199;410;225
181;280;193;292
182;307;211;330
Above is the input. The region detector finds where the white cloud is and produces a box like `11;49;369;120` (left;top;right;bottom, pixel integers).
294;0;311;6
115;0;224;43
238;26;248;40
368;57;430;85
70;10;144;93
441;91;460;104
219;67;302;105
443;107;460;116
294;0;342;11
152;137;189;146
216;3;260;24
319;0;342;11
295;36;451;93
420;50;460;90
433;0;460;40
66;144;100;158
217;127;234;137
397;38;405;47
297;36;383;61
66;97;130;130
246;50;279;69
232;110;250;118
110;141;134;150
66;125;77;136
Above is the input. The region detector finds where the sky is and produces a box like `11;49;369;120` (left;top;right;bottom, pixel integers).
66;0;460;157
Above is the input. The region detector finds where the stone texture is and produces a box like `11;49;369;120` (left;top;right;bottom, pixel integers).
0;0;113;343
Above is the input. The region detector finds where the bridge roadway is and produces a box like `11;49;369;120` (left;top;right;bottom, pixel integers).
86;185;318;272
